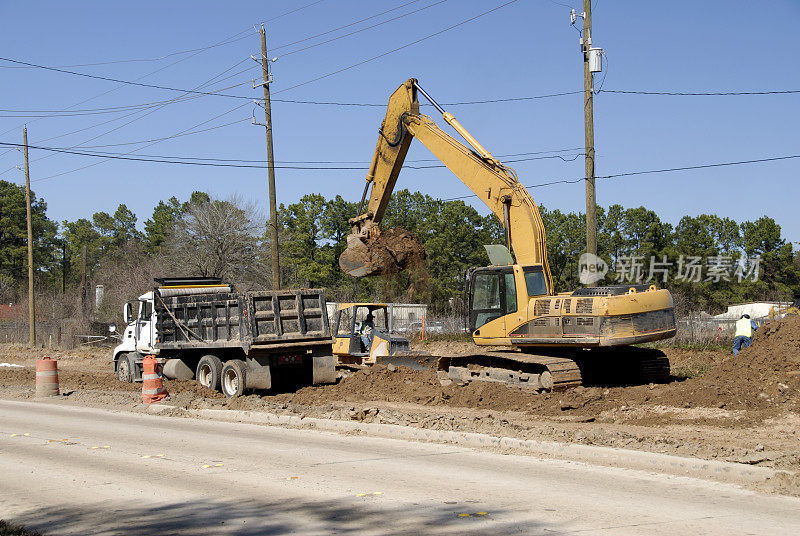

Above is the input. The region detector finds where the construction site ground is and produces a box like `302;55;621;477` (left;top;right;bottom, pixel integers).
2;315;799;496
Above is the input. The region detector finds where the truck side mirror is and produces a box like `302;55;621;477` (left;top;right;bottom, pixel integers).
123;302;133;324
108;324;117;333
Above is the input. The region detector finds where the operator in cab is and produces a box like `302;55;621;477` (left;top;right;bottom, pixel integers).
732;314;758;356
359;312;375;352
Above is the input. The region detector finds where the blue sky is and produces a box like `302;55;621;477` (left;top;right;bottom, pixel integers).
0;0;797;244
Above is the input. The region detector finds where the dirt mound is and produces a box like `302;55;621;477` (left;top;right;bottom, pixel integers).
659;315;800;411
279;364;583;414
163;378;224;399
0;365;221;400
0;367;140;393
275;318;800;424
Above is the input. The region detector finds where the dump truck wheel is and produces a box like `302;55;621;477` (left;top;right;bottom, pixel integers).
116;354;133;383
221;360;247;398
196;355;223;391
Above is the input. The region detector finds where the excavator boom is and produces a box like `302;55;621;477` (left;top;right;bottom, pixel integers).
340;78;553;292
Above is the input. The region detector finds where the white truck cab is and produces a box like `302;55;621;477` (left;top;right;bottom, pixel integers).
112;291;159;382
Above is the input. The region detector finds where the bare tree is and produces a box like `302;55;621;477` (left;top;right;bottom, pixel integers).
164;195;265;283
93;242;168;323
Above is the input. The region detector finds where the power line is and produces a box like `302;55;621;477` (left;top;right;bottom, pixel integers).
599;89;800;96
277;0;449;58
0;89;584;117
271;90;584;107
0;28;256;70
7;84;797;118
0;141;583;171
0;25;263;153
31;101;252;182
0;62;257;175
0;1;321;69
0;56;254;100
0;64;259;118
1;60;257;177
4;144;583;165
5;85;795;117
273;0;520;95
2;142;794;185
595;154;800;179
264;0;328;24
547;0;577;9
270;0;423;52
441;154;800;200
37;117;251;151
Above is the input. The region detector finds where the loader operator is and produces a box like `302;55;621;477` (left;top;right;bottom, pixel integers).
359;313;375;352
732;314;758;356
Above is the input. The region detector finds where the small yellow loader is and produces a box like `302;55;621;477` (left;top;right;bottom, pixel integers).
331;303;413;366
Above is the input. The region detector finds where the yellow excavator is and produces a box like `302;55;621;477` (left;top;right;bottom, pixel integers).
339;78;677;391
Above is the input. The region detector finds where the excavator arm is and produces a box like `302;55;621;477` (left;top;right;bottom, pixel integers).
340;78;554;293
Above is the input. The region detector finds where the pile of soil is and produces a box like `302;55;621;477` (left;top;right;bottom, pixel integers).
273;317;800;424
163;378;224;399
371;227;426;272
653;315;800;412
0;367;140;394
2;317;798;425
341;227;426;276
279;364;546;412
0;366;221;399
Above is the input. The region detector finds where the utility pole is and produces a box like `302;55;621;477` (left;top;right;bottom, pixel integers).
61;241;67;293
582;0;597;262
259;25;281;290
81;245;87;317
22;126;35;347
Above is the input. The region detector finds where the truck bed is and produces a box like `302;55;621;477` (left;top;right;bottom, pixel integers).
155;288;331;352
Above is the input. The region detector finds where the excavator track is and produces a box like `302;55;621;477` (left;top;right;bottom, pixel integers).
439;351;582;392
437;347;671;392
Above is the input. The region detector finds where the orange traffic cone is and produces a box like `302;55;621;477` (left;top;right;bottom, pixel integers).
35;357;60;397
142;355;168;404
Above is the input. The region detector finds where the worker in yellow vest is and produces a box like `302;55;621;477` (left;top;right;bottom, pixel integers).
732;314;758;356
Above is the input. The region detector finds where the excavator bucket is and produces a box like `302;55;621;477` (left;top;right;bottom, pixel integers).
339;234;377;277
339;227;426;277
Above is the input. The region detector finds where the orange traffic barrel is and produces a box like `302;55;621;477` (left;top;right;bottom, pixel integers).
35;357;60;397
142;355;168;404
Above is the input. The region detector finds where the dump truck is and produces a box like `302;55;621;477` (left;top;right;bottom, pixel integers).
112;277;336;397
339;78;677;391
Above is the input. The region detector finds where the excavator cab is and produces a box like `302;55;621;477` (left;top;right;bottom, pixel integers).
332;303;412;366
468;265;549;340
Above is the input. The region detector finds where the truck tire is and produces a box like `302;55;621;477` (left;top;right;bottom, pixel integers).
116;353;135;383
196;355;223;391
221;359;247;398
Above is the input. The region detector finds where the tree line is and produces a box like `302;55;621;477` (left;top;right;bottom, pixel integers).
0;179;797;327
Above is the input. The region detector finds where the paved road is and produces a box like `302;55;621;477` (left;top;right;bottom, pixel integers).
1;400;799;535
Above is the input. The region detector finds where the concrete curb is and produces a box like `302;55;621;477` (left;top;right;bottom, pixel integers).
184;407;780;487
